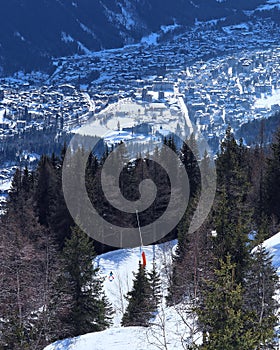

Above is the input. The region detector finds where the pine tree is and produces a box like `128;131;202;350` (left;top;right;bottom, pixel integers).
244;246;279;349
180;133;201;198
34;155;57;227
248;145;267;231
148;258;162;310
0;203;51;349
175;194;199;258
8;167;22;208
167;220;213;306
214;127;252;284
21;166;33;199
200;149;215;195
173;133;201;258
264;128;280;223
213;185;250;284
48;153;74;250
168;147;215;304
166;135;177;153
198;255;259;350
122;263;155;327
58;225;113;337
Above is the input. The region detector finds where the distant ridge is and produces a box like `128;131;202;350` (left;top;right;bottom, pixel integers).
0;0;274;74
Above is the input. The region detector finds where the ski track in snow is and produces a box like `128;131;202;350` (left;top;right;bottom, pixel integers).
44;231;280;350
44;241;178;350
96;242;176;326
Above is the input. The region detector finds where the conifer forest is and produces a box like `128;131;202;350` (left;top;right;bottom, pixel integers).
1;125;280;349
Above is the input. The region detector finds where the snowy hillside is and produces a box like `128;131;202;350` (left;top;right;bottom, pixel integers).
44;232;280;350
95;241;176;326
43;309;194;350
44;240;201;350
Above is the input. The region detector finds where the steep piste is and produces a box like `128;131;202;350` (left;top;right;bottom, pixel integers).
44;231;280;350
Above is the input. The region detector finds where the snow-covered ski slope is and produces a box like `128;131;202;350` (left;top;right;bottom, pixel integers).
44;232;280;350
95;241;176;326
44;240;195;350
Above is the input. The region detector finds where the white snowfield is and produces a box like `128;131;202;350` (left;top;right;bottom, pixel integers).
44;232;280;350
258;231;280;271
44;312;190;350
44;327;154;350
95;241;176;327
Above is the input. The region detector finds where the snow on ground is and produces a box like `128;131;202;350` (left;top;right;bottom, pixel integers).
257;0;280;11
259;231;280;271
44;327;150;350
44;231;280;350
222;23;250;34
21;151;40;163
0;109;7;122
44;304;197;350
118;3;136;30
195;17;226;27
254;88;280;109
96;241;176;326
44;240;202;350
61;32;75;44
0;180;12;192
44;323;191;350
75;97;186;146
141;33;159;46
160;23;180;33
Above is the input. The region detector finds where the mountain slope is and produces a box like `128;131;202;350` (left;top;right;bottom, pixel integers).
44;240;187;350
0;0;273;74
44;231;280;350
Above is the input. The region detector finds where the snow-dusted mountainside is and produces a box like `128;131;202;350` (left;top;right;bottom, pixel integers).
0;0;277;74
44;232;280;350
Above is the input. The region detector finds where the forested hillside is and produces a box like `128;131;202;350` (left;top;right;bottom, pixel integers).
0;0;272;73
1;127;280;348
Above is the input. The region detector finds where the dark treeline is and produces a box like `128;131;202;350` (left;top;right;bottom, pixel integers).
1;126;280;348
0;127;106;168
167;126;280;349
236;111;280;147
0;128;71;165
0;143;114;349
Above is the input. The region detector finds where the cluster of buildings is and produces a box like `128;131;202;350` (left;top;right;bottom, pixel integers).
0;83;94;137
0;17;280;164
177;48;280;139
